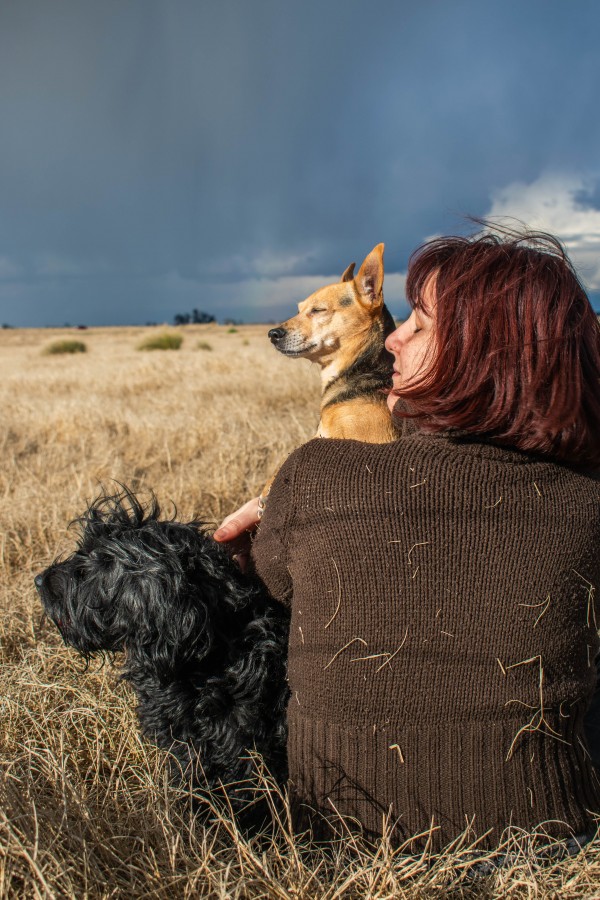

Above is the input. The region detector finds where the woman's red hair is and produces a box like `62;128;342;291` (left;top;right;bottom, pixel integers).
392;227;600;467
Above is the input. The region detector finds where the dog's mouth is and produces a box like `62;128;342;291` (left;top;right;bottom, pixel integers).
35;571;72;633
268;325;319;358
271;340;318;358
47;609;72;635
278;345;317;357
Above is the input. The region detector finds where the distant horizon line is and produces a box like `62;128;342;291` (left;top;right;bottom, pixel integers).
1;320;311;330
3;296;600;330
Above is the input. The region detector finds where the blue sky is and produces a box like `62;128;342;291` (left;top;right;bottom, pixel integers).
1;0;599;326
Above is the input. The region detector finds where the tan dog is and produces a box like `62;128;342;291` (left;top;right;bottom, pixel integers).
261;244;397;506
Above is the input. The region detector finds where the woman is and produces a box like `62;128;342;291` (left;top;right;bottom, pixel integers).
214;229;600;849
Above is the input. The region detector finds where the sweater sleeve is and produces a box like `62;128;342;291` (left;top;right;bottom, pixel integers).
250;446;304;606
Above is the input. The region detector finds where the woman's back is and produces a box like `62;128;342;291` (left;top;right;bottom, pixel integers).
253;433;600;847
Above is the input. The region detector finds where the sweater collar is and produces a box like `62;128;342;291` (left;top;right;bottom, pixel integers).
392;398;549;466
401;426;551;466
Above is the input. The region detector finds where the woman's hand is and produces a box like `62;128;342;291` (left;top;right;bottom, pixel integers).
213;497;262;571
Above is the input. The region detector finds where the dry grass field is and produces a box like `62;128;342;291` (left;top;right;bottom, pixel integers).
1;324;600;898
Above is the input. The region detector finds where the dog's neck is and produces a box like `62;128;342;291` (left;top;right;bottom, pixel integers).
318;321;393;411
318;357;345;389
315;327;373;389
319;306;394;393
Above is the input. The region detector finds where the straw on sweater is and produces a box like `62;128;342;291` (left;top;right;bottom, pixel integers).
252;431;600;850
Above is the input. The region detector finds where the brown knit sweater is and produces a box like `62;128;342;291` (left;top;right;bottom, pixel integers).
251;432;600;849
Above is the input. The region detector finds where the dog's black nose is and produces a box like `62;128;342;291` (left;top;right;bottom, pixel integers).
34;573;44;592
268;327;286;343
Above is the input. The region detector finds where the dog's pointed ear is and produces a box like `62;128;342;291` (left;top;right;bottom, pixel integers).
341;262;355;282
355;244;384;306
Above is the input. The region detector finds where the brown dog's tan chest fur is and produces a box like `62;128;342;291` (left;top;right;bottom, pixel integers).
318;395;396;441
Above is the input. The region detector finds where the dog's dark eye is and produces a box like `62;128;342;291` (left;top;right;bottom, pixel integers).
311;308;326;315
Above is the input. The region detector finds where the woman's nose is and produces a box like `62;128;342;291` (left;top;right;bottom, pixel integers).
385;323;406;353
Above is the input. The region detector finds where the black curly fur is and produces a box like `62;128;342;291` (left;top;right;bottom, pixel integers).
35;489;289;819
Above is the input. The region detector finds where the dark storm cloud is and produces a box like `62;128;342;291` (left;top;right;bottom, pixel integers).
575;180;600;211
1;0;599;325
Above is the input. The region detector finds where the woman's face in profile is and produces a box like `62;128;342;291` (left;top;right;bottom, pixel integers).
385;278;436;413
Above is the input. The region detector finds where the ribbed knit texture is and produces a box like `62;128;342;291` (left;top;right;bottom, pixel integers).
251;433;600;849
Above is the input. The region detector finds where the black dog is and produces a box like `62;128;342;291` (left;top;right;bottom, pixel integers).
35;489;289;820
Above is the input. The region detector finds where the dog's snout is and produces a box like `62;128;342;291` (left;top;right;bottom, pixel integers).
34;572;44;593
268;327;286;343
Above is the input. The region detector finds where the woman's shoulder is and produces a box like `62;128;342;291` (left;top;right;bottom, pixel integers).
283;433;422;468
287;432;531;468
284;433;600;496
276;433;447;489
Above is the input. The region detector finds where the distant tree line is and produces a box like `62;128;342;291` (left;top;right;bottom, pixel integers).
173;309;216;325
173;309;243;326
